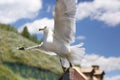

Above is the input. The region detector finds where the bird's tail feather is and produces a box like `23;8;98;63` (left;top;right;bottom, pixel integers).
69;44;85;65
59;43;85;68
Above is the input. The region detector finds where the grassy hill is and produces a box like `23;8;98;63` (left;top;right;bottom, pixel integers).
0;24;62;80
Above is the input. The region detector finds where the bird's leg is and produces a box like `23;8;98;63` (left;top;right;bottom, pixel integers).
60;60;72;72
67;57;73;67
69;62;73;67
66;56;73;67
62;66;66;72
60;59;67;72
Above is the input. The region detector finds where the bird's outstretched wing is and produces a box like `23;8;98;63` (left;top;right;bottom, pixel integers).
54;0;77;44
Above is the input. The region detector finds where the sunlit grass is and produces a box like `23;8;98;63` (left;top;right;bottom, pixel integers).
0;24;62;80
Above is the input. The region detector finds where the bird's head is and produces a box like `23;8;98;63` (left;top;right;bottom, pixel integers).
39;26;50;34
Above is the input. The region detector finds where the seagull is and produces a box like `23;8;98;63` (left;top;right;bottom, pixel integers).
18;0;85;72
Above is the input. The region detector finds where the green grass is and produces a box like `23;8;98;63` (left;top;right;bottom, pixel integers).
0;24;63;80
0;23;18;33
0;64;27;80
2;62;58;80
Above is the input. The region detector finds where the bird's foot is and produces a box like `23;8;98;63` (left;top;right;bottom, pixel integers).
62;66;67;72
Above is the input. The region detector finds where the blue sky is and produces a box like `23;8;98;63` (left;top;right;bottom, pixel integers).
0;0;120;79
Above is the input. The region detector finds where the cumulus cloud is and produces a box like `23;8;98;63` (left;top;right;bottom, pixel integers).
81;54;120;72
46;5;52;13
105;75;120;80
0;0;42;24
76;0;120;26
19;18;54;34
76;35;86;40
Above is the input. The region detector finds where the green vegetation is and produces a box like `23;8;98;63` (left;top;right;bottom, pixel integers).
21;26;30;39
0;64;20;80
0;24;62;80
2;62;58;80
20;26;43;44
0;23;18;33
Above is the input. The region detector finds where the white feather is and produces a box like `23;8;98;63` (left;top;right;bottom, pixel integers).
54;0;77;44
40;0;85;67
19;0;86;68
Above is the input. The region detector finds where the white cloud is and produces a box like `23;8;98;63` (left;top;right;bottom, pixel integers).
76;0;120;27
46;5;52;13
76;36;86;40
19;18;54;34
81;54;120;72
0;0;42;24
105;75;120;80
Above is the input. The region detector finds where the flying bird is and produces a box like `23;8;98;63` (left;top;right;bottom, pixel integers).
18;0;85;71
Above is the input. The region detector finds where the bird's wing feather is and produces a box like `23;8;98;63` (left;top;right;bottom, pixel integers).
54;0;77;44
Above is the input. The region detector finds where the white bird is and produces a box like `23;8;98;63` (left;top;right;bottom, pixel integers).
18;0;85;71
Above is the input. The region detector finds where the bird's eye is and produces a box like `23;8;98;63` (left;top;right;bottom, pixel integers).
44;26;47;29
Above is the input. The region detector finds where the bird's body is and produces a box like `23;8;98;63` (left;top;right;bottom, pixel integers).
38;26;85;68
42;28;70;58
18;0;85;70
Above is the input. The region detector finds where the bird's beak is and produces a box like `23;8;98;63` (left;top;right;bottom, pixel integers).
39;26;47;31
39;28;45;31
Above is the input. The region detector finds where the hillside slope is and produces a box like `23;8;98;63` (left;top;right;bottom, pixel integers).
0;24;62;80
